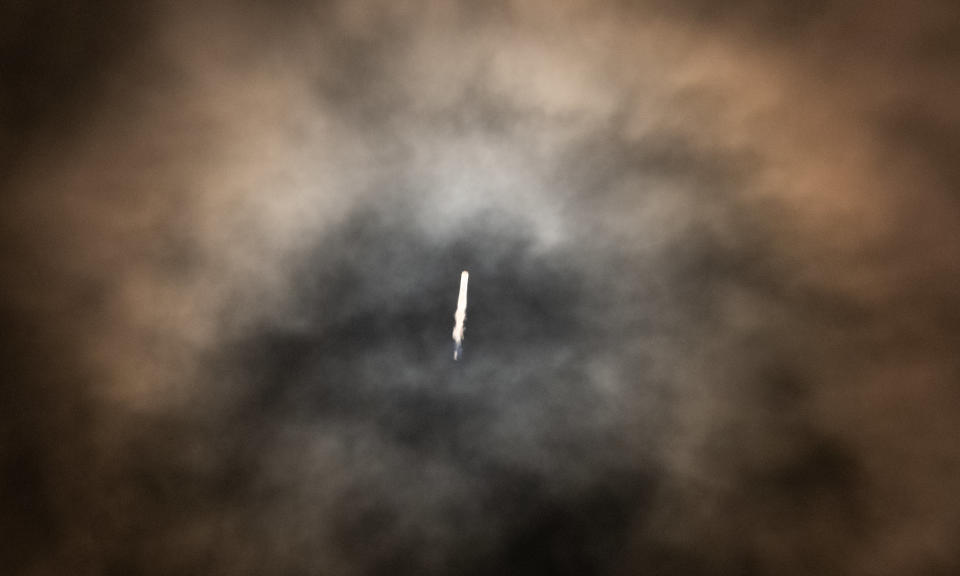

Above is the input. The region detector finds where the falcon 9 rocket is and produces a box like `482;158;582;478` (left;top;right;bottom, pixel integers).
452;271;469;360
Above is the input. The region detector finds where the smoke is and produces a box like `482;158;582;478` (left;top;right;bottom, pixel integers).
2;0;960;574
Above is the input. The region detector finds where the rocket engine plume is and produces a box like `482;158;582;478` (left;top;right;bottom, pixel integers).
452;270;469;360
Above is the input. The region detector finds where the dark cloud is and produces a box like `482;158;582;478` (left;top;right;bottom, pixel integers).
3;1;960;574
0;1;150;181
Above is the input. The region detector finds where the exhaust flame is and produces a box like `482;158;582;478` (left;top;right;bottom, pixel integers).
452;270;469;360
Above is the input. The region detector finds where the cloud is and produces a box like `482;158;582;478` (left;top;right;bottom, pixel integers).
2;1;960;574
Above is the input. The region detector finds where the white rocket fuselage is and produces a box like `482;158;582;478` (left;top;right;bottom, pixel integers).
453;271;469;359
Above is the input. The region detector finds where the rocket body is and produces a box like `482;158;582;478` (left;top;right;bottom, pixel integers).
452;271;469;360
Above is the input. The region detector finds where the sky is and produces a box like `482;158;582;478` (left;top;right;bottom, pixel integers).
2;1;960;574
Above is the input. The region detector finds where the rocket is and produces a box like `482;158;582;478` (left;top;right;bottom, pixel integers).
452;270;469;360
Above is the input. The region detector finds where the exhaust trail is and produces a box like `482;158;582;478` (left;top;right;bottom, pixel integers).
452;270;469;360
